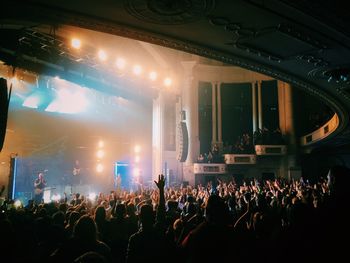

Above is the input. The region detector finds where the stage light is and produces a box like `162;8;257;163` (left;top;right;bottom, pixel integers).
88;192;96;201
134;145;141;153
135;156;140;163
9;77;19;86
115;58;126;70
71;38;81;49
51;194;61;202
14;200;22;208
133;65;142;75
98;140;104;148
96;163;104;173
164;77;172;87
22;95;40;108
149;71;158;81
133;167;140;177
98;50;107;61
97;149;105;158
46;88;88;114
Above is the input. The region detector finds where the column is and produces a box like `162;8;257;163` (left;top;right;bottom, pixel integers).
257;80;263;129
152;92;164;182
217;82;222;146
211;82;217;145
277;80;299;179
277;81;296;147
252;81;257;133
181;61;198;186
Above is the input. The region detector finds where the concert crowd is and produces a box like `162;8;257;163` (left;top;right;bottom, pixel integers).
0;166;349;263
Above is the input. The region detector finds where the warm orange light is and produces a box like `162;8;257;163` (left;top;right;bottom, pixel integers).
134;145;141;153
98;50;107;61
164;77;172;87
96;163;104;173
115;58;126;69
133;65;142;75
149;71;157;81
71;38;81;49
97;150;105;158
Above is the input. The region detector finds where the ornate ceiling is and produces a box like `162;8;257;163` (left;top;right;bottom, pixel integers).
1;0;350;149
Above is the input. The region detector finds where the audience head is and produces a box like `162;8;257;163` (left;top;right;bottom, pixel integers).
94;205;106;222
205;194;229;224
139;204;154;229
73;215;97;243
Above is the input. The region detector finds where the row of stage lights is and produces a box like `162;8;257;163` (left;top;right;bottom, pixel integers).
133;144;141;178
96;140;105;173
70;38;173;87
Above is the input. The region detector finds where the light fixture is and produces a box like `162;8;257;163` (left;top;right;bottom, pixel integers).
134;145;141;153
149;71;158;81
115;58;126;70
133;65;142;75
164;77;172;87
97;149;105;159
71;38;81;49
98;50;107;61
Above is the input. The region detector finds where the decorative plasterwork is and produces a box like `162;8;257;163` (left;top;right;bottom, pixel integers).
1;2;348;142
208;16;329;65
124;0;215;25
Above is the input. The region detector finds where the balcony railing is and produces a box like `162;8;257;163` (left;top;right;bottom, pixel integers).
255;145;287;155
224;154;257;164
193;163;226;174
300;113;339;146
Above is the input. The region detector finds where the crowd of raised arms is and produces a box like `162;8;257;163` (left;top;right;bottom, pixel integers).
0;165;349;263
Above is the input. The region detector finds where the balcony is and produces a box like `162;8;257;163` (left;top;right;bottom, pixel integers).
255;145;287;155
193;163;227;174
224;154;257;164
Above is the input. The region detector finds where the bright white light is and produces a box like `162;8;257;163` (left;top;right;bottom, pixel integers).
97;149;105;159
9;77;19;87
71;38;81;49
115;58;126;70
133;167;140;177
88;192;96;201
98;140;104;148
51;194;61;202
96;163;104;173
14;200;22;208
45;88;88;114
133;65;142;75
164;77;172;87
98;50;107;61
134;145;141;153
149;71;158;81
135;156;140;163
22;95;40;108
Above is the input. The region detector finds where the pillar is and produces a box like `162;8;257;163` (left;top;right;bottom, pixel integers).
211;81;217;145
252;81;258;133
277;80;299;179
152;91;165;182
181;61;198;186
217;82;222;146
257;80;263;129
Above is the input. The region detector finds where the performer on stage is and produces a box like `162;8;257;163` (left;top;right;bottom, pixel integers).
33;172;47;204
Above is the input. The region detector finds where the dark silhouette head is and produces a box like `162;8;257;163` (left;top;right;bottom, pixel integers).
94;206;106;222
114;203;126;218
139;204;154;229
73;215;97;243
74;251;107;263
205;194;229;224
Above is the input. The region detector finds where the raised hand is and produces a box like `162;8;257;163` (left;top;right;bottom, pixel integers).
154;174;165;190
